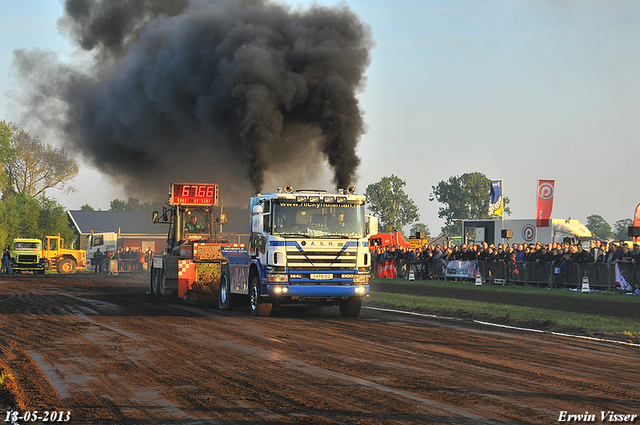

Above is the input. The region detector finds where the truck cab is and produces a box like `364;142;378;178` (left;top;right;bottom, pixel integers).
86;232;118;270
248;186;373;317
10;238;45;274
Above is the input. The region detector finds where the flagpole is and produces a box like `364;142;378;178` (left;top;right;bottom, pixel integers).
536;179;539;226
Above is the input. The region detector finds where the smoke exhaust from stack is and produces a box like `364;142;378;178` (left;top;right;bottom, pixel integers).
13;0;373;202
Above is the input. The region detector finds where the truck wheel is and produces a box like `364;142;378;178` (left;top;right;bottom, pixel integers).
57;259;76;274
249;276;272;317
151;268;166;295
339;296;363;317
218;267;234;310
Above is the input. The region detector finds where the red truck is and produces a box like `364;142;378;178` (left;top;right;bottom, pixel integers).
369;231;409;250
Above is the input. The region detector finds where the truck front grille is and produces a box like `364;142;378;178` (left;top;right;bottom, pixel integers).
285;244;357;272
17;255;38;263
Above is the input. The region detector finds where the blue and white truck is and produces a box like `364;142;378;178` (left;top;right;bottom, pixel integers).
150;183;374;317
247;185;374;317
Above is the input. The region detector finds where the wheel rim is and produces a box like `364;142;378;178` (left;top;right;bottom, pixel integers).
59;260;73;273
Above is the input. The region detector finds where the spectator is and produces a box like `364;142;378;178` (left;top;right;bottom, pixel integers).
94;248;103;273
615;244;633;264
477;245;491;261
632;244;640;291
137;249;145;272
145;248;154;271
557;252;572;280
606;243;618;264
548;247;561;266
589;240;599;262
515;244;526;262
432;245;444;260
1;247;13;275
487;246;497;261
573;245;593;264
535;246;549;263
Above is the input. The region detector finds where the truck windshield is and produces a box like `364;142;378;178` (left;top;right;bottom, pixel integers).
181;210;211;239
14;242;41;251
272;202;365;238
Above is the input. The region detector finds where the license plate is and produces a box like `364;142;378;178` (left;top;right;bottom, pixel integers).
310;274;332;280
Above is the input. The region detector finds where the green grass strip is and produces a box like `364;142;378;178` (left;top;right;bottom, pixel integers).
367;280;640;337
375;278;640;304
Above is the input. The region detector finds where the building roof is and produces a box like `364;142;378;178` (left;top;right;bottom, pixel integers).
68;211;163;235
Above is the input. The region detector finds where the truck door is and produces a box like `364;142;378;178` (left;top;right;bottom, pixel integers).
45;237;59;256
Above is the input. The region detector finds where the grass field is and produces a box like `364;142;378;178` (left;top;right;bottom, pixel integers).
366;278;640;342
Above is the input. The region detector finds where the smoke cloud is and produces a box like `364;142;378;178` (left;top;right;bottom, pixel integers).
15;0;373;203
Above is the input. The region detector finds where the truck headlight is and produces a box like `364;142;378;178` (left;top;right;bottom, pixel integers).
354;286;367;294
268;274;289;283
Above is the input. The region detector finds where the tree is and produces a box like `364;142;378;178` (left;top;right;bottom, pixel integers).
613;218;632;241
80;204;95;211
110;197;163;212
110;199;127;211
0;121;14;191
430;172;510;235
1;123;78;197
364;175;419;233
0;192;74;248
586;214;613;240
38;195;76;245
409;223;430;237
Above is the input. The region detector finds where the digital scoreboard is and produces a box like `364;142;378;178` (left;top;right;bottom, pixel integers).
170;183;218;206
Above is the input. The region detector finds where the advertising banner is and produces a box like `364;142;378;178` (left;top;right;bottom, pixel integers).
489;180;503;216
376;261;396;278
536;180;554;227
444;260;480;278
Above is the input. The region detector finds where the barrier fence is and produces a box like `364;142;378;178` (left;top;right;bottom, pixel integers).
373;259;639;292
90;256;637;291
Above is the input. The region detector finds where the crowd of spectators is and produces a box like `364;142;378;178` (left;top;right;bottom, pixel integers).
372;239;640;270
93;247;153;273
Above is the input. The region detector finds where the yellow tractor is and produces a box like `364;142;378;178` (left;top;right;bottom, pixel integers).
42;235;87;274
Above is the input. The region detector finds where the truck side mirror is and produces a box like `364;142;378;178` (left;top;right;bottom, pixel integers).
366;215;378;236
152;211;159;223
252;213;263;233
252;205;263;214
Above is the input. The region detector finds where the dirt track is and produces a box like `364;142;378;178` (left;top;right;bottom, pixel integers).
1;273;639;424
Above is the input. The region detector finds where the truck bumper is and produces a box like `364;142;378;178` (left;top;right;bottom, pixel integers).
266;284;369;298
11;263;45;271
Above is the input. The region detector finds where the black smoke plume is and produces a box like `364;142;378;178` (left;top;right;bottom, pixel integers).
15;0;373;202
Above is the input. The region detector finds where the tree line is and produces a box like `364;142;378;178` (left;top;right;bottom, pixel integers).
365;172;511;238
0;122;165;249
585;214;631;241
0;121;79;248
365;172;631;242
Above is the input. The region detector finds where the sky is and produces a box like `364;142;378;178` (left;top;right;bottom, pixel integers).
1;0;639;235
